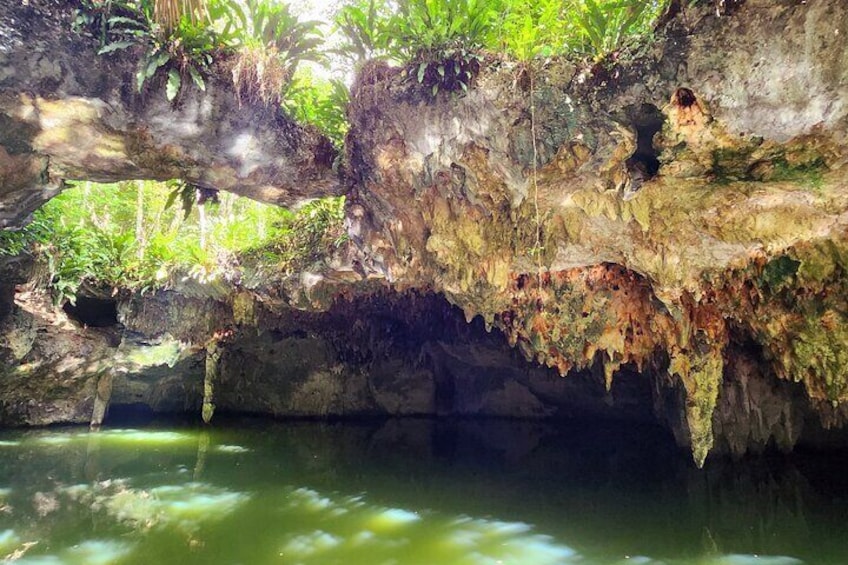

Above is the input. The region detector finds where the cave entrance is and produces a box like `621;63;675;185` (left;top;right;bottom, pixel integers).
624;103;665;182
63;295;119;327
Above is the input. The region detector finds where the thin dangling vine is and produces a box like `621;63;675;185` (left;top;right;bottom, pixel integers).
528;63;543;288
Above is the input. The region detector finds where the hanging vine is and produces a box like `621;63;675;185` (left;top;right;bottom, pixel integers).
528;63;543;288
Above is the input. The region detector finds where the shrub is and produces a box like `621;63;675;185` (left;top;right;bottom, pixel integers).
230;0;325;106
283;70;350;148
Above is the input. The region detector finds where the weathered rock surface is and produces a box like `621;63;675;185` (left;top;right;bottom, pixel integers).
0;287;649;424
0;0;339;227
2;0;848;466
2;281;844;464
343;0;848;464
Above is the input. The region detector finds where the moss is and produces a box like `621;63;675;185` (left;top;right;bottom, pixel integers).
232;291;257;326
795;239;848;285
759;255;800;291
121;337;183;368
768;157;826;189
790;317;848;401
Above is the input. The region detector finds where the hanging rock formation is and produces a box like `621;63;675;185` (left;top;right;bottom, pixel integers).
343;0;848;465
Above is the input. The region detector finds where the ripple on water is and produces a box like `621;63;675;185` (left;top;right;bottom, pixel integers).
101;430;192;444
0;529;20;552
705;556;804;565
215;444;250;453
275;487;578;565
12;540;133;565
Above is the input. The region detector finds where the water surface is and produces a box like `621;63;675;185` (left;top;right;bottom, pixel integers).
0;418;846;564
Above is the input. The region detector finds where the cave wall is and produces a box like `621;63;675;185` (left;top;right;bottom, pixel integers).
0;284;660;426
2;280;844;462
341;0;848;465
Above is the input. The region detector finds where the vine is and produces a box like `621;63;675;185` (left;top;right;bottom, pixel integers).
528;63;543;287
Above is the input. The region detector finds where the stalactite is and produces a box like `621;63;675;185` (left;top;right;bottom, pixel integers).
89;371;113;430
203;341;221;424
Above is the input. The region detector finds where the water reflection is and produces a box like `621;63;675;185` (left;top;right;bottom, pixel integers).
0;419;844;564
275;487;573;564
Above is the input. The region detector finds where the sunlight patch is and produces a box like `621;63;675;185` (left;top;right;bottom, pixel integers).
64;540;134;565
101;429;192;444
63;480;249;533
34;435;73;446
215;444;250;454
706;555;804;565
280;531;342;558
10;540;133;565
0;530;20;553
365;508;421;531
274;487;577;564
289;487;335;512
151;482;248;523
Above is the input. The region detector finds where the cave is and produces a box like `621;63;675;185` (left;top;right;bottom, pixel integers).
2;0;848;562
62;295;119;328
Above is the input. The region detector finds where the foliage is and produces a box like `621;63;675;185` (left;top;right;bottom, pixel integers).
245;196;347;276
75;0;323;104
73;0;219;101
333;0;393;64
388;0;493;95
0;182;345;304
0;220;50;258
136;14;217;101
570;0;661;57
283;69;350;148
76;0;670;110
230;0;325;105
493;0;568;61
387;0;495;61
332;0;667;96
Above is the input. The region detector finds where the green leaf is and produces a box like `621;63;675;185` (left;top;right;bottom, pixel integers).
144;52;170;80
136;68;146;92
107;16;145;28
164;186;181;211
166;69;181;101
98;41;134;55
188;66;205;91
417;62;427;83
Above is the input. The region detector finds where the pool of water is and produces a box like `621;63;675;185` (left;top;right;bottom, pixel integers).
0;418;846;564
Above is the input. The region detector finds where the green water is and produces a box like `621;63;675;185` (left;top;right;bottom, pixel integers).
0;418;846;565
